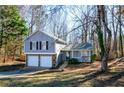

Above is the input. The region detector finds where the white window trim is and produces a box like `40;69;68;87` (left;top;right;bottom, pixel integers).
32;41;36;50
42;41;46;50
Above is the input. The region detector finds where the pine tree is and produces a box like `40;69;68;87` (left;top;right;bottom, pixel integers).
0;5;28;62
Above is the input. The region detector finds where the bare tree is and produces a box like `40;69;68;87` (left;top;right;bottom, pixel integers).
96;5;112;72
46;5;67;40
19;5;47;35
118;5;124;57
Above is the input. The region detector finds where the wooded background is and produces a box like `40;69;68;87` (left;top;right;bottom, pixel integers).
0;5;124;72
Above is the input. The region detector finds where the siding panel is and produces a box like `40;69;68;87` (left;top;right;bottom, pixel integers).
25;31;55;53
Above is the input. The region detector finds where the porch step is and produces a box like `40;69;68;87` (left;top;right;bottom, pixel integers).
59;61;68;71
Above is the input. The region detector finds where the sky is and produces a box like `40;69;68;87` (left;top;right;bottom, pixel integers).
19;5;124;43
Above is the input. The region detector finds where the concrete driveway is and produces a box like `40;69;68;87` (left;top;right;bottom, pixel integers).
0;68;49;79
0;62;67;79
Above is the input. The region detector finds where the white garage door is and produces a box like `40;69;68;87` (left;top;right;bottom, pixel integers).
28;56;39;66
40;56;52;68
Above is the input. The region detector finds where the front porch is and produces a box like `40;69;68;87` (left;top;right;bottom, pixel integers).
62;50;92;62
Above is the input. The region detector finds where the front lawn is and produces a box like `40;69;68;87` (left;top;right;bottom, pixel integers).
0;61;124;87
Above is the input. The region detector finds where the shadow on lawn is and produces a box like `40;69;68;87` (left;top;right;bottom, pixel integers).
0;70;102;87
1;61;124;87
28;70;103;87
92;70;124;87
5;71;124;87
24;62;124;87
34;71;124;87
4;70;124;87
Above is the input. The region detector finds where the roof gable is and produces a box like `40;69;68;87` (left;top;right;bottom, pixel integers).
72;42;93;50
62;42;93;51
25;31;66;45
25;31;41;41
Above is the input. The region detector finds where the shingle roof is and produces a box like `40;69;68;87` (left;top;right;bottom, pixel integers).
43;31;66;44
62;42;93;51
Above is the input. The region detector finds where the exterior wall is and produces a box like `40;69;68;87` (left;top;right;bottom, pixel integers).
55;43;66;64
24;31;67;68
55;43;66;55
24;31;55;53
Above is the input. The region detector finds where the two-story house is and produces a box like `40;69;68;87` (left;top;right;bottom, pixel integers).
24;31;67;68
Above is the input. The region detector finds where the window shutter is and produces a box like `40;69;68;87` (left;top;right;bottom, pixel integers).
36;41;38;50
46;41;48;50
30;41;32;50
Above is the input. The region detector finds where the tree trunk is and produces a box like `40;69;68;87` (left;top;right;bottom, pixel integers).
97;5;108;72
101;54;108;72
118;5;123;57
112;6;118;58
113;32;118;57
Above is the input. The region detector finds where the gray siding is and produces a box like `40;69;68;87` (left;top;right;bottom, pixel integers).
24;31;55;53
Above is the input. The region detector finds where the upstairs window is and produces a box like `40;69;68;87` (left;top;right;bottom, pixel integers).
36;41;38;50
46;41;48;50
30;41;48;50
39;41;42;50
42;41;46;50
30;41;36;50
32;41;36;50
30;41;32;50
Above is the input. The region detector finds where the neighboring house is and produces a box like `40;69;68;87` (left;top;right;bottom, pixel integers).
24;31;66;68
61;42;93;62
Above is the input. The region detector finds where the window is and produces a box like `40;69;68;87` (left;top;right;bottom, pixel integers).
30;41;32;50
73;51;81;57
42;41;46;50
82;51;88;56
36;41;38;50
39;41;42;50
46;41;48;50
87;51;90;56
32;41;36;50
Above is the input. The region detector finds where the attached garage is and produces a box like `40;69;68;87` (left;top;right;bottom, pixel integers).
27;55;53;68
40;56;52;68
28;55;39;66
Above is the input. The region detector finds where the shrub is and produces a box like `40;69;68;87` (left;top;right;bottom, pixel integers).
91;54;97;62
68;58;80;64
